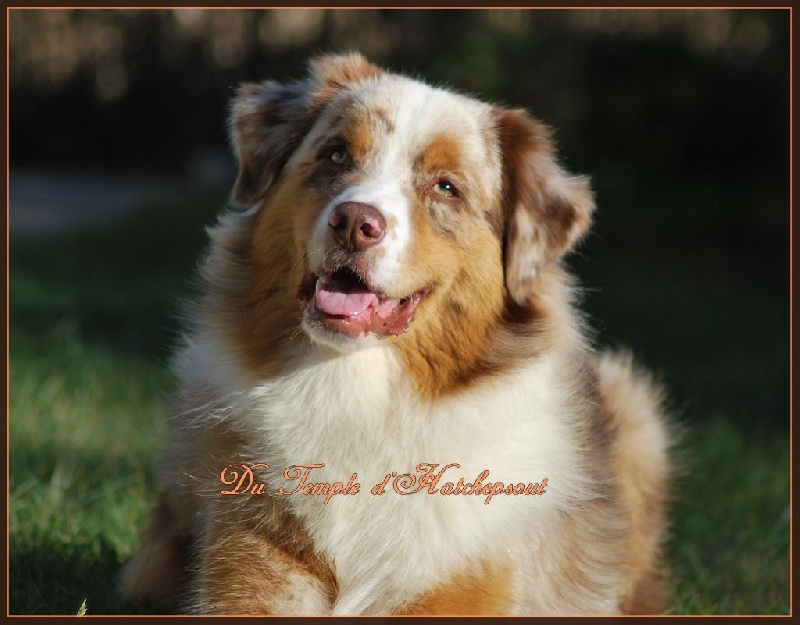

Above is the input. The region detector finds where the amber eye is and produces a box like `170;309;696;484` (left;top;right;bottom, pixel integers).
329;146;349;165
432;179;458;199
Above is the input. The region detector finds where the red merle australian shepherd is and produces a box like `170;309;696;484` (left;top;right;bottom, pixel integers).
120;53;672;616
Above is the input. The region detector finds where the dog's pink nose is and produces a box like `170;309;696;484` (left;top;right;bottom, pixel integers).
328;202;386;252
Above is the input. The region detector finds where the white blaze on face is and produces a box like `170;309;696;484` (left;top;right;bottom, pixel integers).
306;77;497;293
309;174;410;286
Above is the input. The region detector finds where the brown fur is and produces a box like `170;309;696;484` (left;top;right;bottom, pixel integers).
198;504;337;614
389;109;595;399
122;385;340;613
418;134;465;179
233;177;314;378
390;173;508;397
118;495;190;603
307;53;383;114
591;351;671;614
398;561;514;615
340;107;378;163
230;54;383;208
120;53;671;616
492;107;594;305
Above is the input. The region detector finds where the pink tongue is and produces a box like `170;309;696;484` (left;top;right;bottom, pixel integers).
316;281;379;316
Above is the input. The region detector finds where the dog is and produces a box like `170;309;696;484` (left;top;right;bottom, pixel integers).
120;53;672;615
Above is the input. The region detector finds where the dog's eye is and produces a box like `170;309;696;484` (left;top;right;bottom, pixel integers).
329;146;349;165
433;180;458;199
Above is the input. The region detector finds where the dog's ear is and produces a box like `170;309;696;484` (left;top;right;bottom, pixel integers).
229;53;382;207
228;79;311;207
306;52;383;113
493;108;595;305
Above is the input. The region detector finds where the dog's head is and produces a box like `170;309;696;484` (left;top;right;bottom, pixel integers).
226;53;593;376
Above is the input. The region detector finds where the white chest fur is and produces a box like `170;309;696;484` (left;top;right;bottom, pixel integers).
183;339;593;614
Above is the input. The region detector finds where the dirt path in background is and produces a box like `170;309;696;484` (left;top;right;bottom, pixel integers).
9;154;235;237
8;169;196;237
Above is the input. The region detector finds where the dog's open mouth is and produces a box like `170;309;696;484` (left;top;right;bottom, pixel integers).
297;267;429;338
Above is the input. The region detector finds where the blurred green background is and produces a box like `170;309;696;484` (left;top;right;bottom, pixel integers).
8;9;789;615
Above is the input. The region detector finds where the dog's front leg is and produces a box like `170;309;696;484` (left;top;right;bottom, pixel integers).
194;515;336;615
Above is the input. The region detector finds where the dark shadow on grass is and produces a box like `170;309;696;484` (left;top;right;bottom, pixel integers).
9;537;173;615
9;439;177;615
8;438;164;614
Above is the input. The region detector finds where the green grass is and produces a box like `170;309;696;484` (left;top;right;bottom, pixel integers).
667;419;789;614
9;327;169;615
9;191;223;615
8;179;789;615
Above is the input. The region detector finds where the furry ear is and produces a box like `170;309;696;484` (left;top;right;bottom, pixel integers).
306;52;383;110
228;53;382;207
228;79;312;207
493;108;595;305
